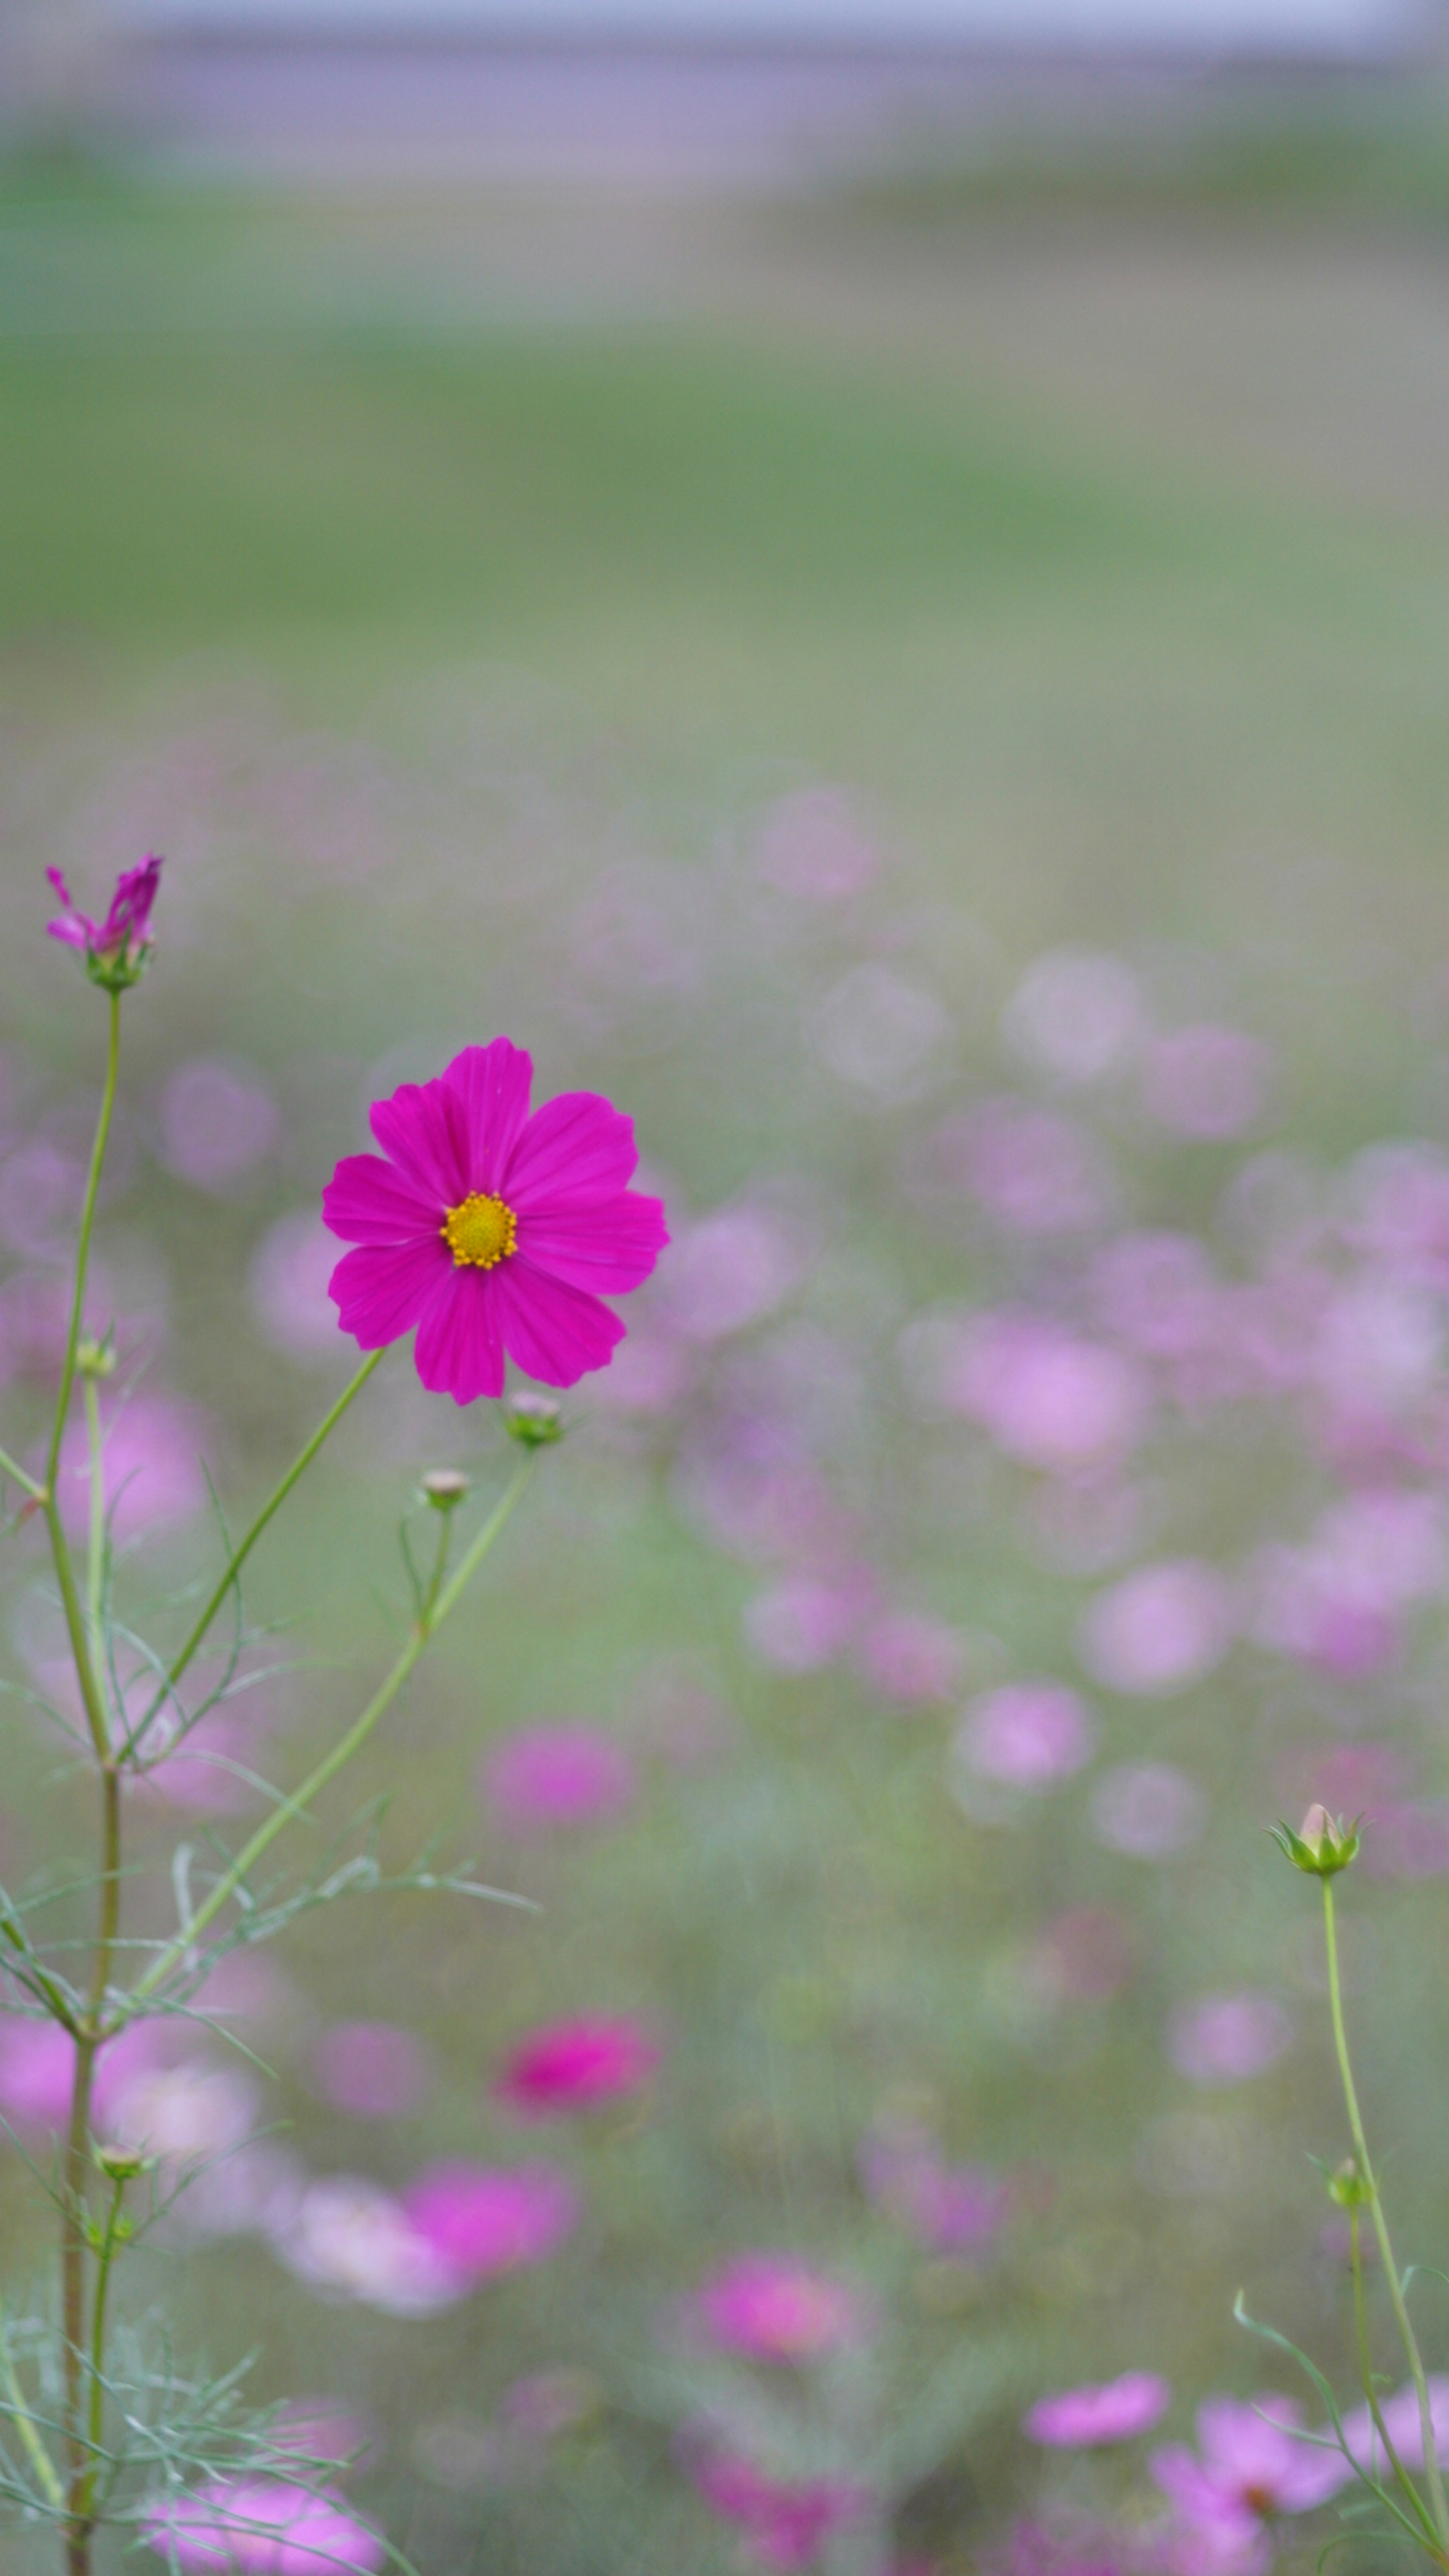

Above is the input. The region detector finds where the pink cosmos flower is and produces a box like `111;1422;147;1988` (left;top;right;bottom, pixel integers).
859;2124;1011;2255
941;1313;1150;1473
743;1573;862;1674
495;2016;660;2117
952;1683;1097;1790
1078;1562;1233;1697
481;1724;637;1835
1167;1995;1293;2088
855;1612;965;1705
685;2444;874;2570
1142;1026;1272;1142
48;856;162;970
1150;2393;1344;2573
160;1057;279;1192
1089;1764;1207;1861
695;2255;863;2364
142;2477;384;2573
402;2161;579;2282
322;1038;668;1403
312;2021;435;2119
1025;2372;1172;2448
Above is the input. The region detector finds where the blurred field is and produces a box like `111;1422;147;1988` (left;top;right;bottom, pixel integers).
5;90;1449;2574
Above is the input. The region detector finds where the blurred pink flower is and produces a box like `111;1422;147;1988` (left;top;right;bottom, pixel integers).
952;1683;1096;1790
1025;2372;1172;2448
755;788;879;904
585;1323;692;1415
142;2477;384;2573
48;856;161;970
481;1724;637;1835
1142;1027;1272;1142
1335;2373;1449;2480
936;1100;1111;1235
1250;1489;1445;1677
1357;1801;1449;1881
159;1057;279;1192
686;2444;874;2569
1078;1562;1232;1697
855;1612;964;1705
495;2016;659;2118
1094;1233;1220;1360
988;2514;1155;2576
743;1573;862;1674
1031;1906;1134;2005
106;2056;258;2165
1341;1144;1449;1288
403;2161;579;2283
1089;1764;1207;1861
695;2255;863;2365
1150;2393;1344;2573
57;1392;213;1547
0;1143;88;1261
249;1213;345;1360
859;2125;1011;2255
312;2021;435;2119
942;1313;1150;1473
0;2014;167;2139
275;2176;461;2316
1002;949;1144;1086
270;2399;377;2472
661;1205;804;1342
1167;1995;1293;2088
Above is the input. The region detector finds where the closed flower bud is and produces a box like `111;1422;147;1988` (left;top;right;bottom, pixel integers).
93;2141;154;2181
420;1468;471;1510
76;1335;117;1381
1269;1804;1361;1878
505;1393;564;1449
1327;2155;1371;2208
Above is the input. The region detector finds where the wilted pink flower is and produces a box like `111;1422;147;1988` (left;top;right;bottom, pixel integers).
952;1683;1096;1790
1168;1994;1293;2088
1143;1026;1272;1141
160;1057;278;1192
1089;1764;1207;1860
942;1314;1150;1473
495;2016;659;2117
743;1574;861;1674
686;2444;874;2569
695;2255;863;2364
481;1724;637;1835
1078;1562;1232;1696
312;2021;435;2119
48;856;161;972
322;1037;668;1402
855;1612;964;1705
1025;2372;1172;2448
275;2176;459;2316
403;2161;579;2282
1151;2393;1344;2572
57;1392;213;1547
142;2477;385;2573
937;1100;1111;1235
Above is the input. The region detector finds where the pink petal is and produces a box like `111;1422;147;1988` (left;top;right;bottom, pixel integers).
329;1239;445;1346
413;1269;506;1404
321;1153;440;1246
505;1092;638;1211
369;1078;470;1208
443;1040;534;1196
495;1258;626;1386
46;920;90;948
517;1190;668;1295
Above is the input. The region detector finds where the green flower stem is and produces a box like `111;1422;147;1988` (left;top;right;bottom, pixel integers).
122;1453;535;2020
0;1446;45;1504
1348;2202;1438;2546
77;2173;127;2530
83;1381;104;1676
1323;1879;1449;2553
0;2297;64;2513
126;1346;386;1756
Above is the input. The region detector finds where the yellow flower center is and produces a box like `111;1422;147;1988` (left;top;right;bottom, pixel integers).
441;1192;518;1269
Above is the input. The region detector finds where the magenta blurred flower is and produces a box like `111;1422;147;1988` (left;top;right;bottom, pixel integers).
48;856;161;974
743;1573;861;1675
855;1611;964;1705
942;1313;1150;1473
1167;1994;1293;2088
1142;1026;1272;1142
1089;1764;1207;1861
312;2021;435;2119
481;1723;637;1835
937;1100;1111;1235
142;2478;384;2573
1078;1562;1233;1697
952;1682;1096;1791
57;1392;213;1547
1151;2393;1344;2573
403;2161;579;2283
686;2444;874;2569
275;2176;460;2316
322;1037;668;1402
495;2016;659;2118
1025;2372;1171;2448
694;2255;863;2365
160;1057;278;1192
249;1213;345;1360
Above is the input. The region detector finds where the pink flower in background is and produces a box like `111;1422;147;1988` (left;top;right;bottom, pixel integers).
160;1057;278;1191
1335;2374;1449;2479
48;856;161;969
57;1392;213;1547
275;2176;460;2316
0;2018;82;2132
1025;2372;1172;2448
142;2477;385;2573
988;2514;1155;2576
855;1612;964;1705
1142;1026;1272;1141
481;1724;637;1835
1150;2394;1344;2572
859;2125;1011;2256
1094;1231;1221;1360
942;1313;1150;1473
1031;1907;1134;2005
323;1037;668;1401
755;787;880;904
695;2255;863;2364
938;1100;1112;1235
1079;1562;1233;1696
1002;949;1144;1086
661;1204;803;1342
1089;1764;1208;1861
686;2444;874;2569
312;2021;435;2119
403;2161;579;2283
743;1573;862;1674
952;1683;1096;1790
270;2399;377;2472
495;2016;659;2118
1168;1994;1293;2088
249;1213;345;1360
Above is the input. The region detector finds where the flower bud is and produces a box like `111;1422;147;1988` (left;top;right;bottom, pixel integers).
1270;1804;1361;1877
420;1468;471;1510
1327;2155;1371;2208
76;1335;117;1381
505;1393;564;1449
93;2141;153;2181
